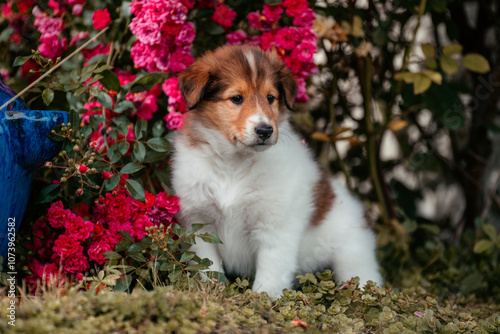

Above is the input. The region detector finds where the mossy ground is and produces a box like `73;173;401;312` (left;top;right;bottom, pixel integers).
1;275;499;333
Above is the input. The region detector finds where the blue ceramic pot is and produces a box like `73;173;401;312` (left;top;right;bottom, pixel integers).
0;80;67;264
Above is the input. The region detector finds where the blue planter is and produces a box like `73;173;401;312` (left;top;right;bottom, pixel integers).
0;80;67;265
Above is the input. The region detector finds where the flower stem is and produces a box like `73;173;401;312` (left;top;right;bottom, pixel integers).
363;57;390;226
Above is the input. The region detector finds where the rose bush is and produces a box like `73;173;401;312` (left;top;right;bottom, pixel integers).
0;0;318;291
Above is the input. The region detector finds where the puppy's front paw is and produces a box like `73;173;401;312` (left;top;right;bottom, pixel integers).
252;281;286;298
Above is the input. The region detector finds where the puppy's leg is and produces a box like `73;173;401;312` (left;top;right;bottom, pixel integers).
329;226;382;288
191;239;224;274
252;233;299;297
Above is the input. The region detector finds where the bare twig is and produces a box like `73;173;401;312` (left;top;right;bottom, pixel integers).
1;27;109;112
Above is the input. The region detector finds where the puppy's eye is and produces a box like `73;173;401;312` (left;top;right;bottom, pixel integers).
230;95;243;104
267;95;275;104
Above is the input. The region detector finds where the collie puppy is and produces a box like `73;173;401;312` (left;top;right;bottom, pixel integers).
172;45;382;297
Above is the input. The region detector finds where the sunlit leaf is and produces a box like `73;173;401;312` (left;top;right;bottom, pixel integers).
442;43;463;56
413;73;432;94
421;43;435;58
462;53;491;73
440;54;459;75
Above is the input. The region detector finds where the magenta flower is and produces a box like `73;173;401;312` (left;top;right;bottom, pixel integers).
211;4;236;30
92;9;111;30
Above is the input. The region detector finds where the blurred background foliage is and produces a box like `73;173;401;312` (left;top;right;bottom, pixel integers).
297;0;500;299
0;0;499;301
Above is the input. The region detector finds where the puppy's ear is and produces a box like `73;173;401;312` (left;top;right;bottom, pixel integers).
178;61;211;110
278;67;298;112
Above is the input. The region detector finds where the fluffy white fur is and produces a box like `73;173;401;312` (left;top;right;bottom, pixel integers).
172;120;383;297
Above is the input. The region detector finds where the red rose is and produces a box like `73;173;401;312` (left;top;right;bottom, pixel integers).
46;201;71;229
155;192;180;214
53;235;80;257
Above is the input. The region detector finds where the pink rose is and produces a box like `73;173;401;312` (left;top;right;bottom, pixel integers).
226;30;248;46
164;111;185;130
263;5;283;23
92;9;111;30
282;0;310;18
247;11;262;29
211;4;236;30
293;8;315;27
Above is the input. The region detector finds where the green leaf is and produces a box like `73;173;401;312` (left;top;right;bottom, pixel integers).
74;86;87;97
425;58;438;69
113;275;132;292
118;140;130;155
121;162;144;174
473;239;494;254
81;125;92;138
190;224;207;234
199;20;224;35
133;142;146;162
118;231;134;243
114;240;131;253
13;55;32;67
129;252;147;263
104;173;120;191
89;84;101;97
99;70;121;92
168;270;183;282
442;43;463;56
114;100;134;114
440;54;459;75
69;109;80;133
194;8;213;19
46;124;65;142
134;118;147;140
127;242;150;254
92;64;113;73
265;0;282;5
125;179;146;202
171;224;187;237
34;184;60;204
130;73;163;93
107;144;123;164
462;53;491;74
42;87;54;106
179;251;196;263
421;70;442;85
136;268;150;281
98;91;114;109
147;137;172;152
184;263;209;271
421;43;435;58
198;233;223;244
413;73;432;95
159;262;175;271
152;120;166;137
143;150;168;163
482;224;497;242
103;251;123;260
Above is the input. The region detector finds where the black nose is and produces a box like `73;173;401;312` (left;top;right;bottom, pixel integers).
255;125;274;140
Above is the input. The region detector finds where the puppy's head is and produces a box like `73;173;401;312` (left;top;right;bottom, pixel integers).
178;45;297;149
